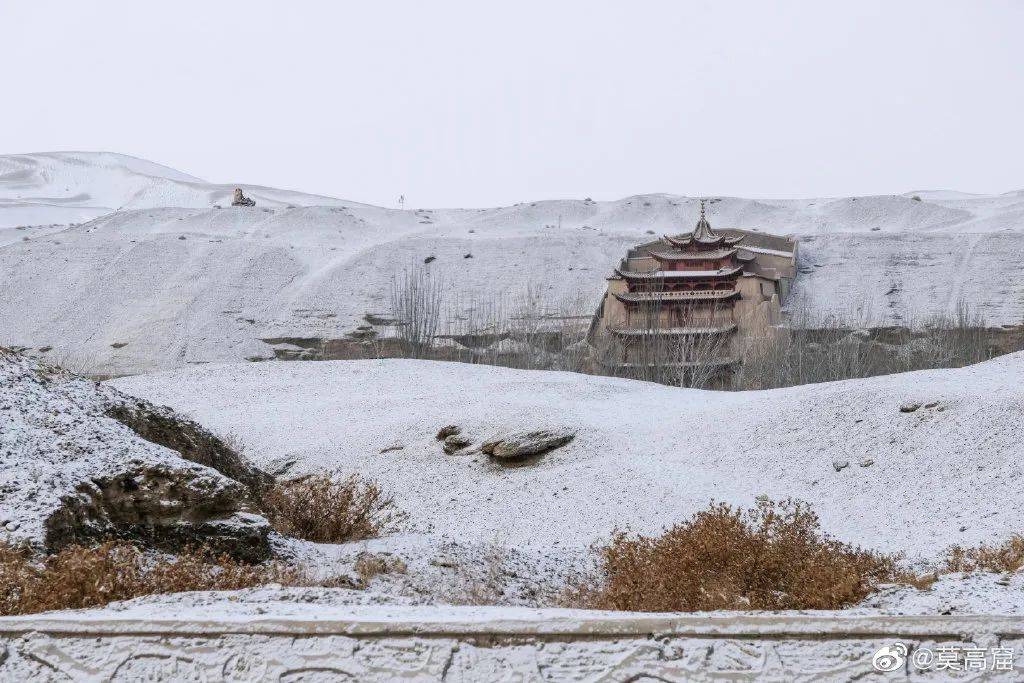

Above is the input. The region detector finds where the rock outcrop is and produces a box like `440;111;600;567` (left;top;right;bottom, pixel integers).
436;425;461;440
231;188;256;207
481;428;576;461
105;400;270;493
442;433;473;454
0;348;271;560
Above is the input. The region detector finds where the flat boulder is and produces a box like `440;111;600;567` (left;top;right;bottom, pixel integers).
481;428;576;461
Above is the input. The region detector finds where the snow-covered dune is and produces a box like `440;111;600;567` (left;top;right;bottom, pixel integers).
110;354;1024;560
0;151;350;232
791;231;1024;323
3;153;1024;374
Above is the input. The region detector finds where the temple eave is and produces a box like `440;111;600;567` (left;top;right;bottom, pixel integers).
608;324;737;337
614;266;744;280
602;357;739;369
648;248;738;261
662;232;745;249
611;290;739;304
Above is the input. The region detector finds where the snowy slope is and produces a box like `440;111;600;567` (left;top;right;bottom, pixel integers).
3;153;1024;374
0;151;351;232
791;231;1024;324
110;354;1024;561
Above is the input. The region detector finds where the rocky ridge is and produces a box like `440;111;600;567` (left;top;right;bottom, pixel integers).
0;348;271;560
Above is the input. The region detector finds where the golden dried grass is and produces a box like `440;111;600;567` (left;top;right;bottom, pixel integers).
0;541;305;616
944;535;1024;574
260;474;406;544
568;499;903;612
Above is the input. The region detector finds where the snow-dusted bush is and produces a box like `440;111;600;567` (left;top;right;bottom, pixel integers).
0;542;305;616
568;499;902;612
261;475;406;544
944;536;1024;574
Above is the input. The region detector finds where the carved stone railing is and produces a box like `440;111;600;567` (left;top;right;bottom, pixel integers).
0;607;1021;680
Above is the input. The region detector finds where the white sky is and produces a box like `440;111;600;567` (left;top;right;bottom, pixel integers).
1;1;1021;207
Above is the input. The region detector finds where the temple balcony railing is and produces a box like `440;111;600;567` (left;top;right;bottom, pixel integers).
601;357;739;369
613;289;738;303
608;324;737;337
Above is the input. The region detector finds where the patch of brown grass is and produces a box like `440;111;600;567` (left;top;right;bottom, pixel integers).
943;535;1024;574
903;572;940;591
568;499;902;612
0;541;305;616
260;474;406;544
441;544;508;606
353;552;408;584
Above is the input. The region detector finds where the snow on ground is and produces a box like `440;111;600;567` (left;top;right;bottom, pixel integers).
110;354;1024;562
859;572;1024;616
2;153;1024;374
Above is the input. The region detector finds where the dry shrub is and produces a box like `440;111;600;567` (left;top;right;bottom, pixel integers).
442;544;508;606
261;474;406;543
903;572;940;591
943;535;1024;574
0;541;305;616
570;499;901;612
0;543;35;616
353;552;408;584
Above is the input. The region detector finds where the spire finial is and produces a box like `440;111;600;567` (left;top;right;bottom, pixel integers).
691;197;719;242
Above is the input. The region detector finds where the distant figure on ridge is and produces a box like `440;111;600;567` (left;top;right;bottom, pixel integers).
231;188;256;207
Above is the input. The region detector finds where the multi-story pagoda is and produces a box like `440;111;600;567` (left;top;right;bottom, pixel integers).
591;199;797;387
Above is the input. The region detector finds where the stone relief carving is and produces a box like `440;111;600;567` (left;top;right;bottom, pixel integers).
0;630;1019;681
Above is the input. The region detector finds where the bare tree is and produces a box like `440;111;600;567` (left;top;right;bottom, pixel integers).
390;266;444;358
391;268;1008;391
444;283;592;371
731;297;1001;390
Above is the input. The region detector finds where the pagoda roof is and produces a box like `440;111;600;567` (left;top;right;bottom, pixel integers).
664;232;745;249
648;248;737;261
614;265;744;280
612;289;738;304
662;200;745;248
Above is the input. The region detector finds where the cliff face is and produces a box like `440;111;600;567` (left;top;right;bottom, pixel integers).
0;348;270;561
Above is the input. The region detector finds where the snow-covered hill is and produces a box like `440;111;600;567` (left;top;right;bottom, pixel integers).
2;152;1023;374
110;354;1024;561
0;151;351;231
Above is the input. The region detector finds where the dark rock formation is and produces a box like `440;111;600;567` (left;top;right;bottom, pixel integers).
231;188;256;207
1;348;271;561
442;433;474;454
436;425;461;440
105;401;271;494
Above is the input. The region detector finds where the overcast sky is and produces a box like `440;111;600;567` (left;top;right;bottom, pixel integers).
2;1;1021;207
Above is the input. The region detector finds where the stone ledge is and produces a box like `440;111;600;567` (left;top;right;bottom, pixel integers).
2;607;1023;638
2;608;1024;681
